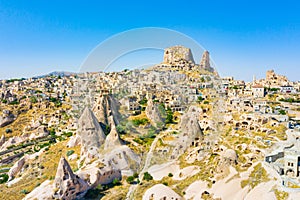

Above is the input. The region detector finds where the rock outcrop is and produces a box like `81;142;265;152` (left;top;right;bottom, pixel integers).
93;95;109;126
8;156;26;181
180;106;203;140
104;116;123;150
143;184;182;200
29;125;49;140
163;46;195;64
216;148;238;173
53;157;89;199
78;107;106;159
221;149;238;165
0;110;15;127
171;106;203;158
199;51;214;72
67;134;81;148
0;134;5;147
266;69;289;87
93;95;122;127
100;145;140;176
24;180;54;200
145;99;165;128
77;162;121;188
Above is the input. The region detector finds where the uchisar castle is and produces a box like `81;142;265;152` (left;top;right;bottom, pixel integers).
0;46;300;199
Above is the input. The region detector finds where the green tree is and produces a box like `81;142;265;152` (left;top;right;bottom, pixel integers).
143;172;153;181
126;176;135;184
0;174;9;184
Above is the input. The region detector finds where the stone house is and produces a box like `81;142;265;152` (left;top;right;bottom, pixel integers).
252;84;265;98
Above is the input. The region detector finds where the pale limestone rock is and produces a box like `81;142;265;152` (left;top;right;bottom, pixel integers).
93;95;122;126
104;116;123;150
163;46;195;64
78;107;106;158
143;184;182;200
53;157;89;199
0;110;15;127
28;125;49;140
8;156;26;181
68;154;78;161
100;145;140;176
171;106;203;159
0;135;26;151
217;149;238;173
222;149;238;165
180;106;203;140
24;180;54;200
145;99;165;127
67;134;81;148
93;95;109;125
77;162;121;188
199;51;214;72
0;134;5;147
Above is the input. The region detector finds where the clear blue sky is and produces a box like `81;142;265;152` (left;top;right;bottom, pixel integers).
0;0;300;81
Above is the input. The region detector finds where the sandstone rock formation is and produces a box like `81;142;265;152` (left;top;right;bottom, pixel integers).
8;156;26;181
77;162;121;188
0;110;15;127
93;95;122;127
180;106;203;140
217;149;238;173
104;116;123;150
67;134;81;148
145;98;165;128
171;106;203;158
199;51;214;72
0;134;5;147
163;46;195;64
143;184;182;200
100;145;140;176
266;69;289;87
24;180;54;200
78;107;106;159
53;157;89;199
221;149;238;165
93;95;109;125
28;125;49;140
0;135;27;151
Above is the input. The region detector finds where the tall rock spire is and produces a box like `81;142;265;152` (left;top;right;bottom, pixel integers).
199;51;214;72
78;107;106;156
104;116;123;150
53;157;89;199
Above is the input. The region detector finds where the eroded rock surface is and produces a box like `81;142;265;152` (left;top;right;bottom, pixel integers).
53;157;89;199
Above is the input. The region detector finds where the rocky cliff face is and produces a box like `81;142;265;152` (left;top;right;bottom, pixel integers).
171;106;203;158
199;51;214;72
77;107;106;160
145;99;165;128
163;46;195;64
180;106;203;140
93;95;109;126
8;156;26;181
0;110;16;127
104;116;123;150
93;95;122;127
266;69;288;86
53;157;89;200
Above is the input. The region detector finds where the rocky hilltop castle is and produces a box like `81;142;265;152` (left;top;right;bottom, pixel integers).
155;45;215;72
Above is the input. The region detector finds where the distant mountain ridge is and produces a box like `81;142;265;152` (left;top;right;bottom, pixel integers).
34;71;77;78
